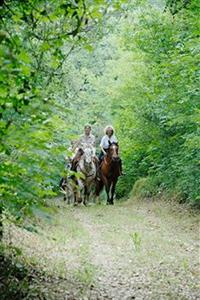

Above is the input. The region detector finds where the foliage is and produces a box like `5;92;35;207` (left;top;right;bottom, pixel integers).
113;0;200;205
0;0;127;219
0;0;199;225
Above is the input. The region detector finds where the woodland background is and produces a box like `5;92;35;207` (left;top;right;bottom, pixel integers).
0;0;199;225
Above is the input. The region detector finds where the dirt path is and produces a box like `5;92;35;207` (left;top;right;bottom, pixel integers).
3;198;200;299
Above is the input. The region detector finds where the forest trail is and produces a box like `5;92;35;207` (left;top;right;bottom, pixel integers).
3;198;200;300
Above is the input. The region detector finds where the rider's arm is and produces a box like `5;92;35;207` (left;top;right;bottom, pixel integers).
91;136;96;155
100;136;107;155
91;135;96;147
100;146;106;155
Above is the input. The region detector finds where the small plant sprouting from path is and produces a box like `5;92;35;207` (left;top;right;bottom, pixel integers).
130;232;142;251
74;262;96;286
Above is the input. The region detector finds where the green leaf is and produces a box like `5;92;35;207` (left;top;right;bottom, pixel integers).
17;50;31;64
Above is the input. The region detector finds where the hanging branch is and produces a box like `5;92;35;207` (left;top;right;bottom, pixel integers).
45;42;77;88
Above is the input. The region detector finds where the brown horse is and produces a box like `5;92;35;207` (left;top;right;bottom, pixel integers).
96;142;121;205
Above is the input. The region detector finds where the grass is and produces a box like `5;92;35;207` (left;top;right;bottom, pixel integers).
130;232;142;251
1;197;200;299
74;262;96;286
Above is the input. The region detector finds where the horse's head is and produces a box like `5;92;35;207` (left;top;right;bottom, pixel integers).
108;142;119;161
82;147;93;165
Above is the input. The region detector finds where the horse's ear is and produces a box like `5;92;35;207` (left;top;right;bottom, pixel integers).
108;140;112;146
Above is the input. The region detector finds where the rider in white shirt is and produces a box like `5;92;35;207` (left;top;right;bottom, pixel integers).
99;125;123;175
100;133;118;153
99;125;117;160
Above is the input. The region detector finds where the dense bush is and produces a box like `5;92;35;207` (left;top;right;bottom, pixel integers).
113;0;200;205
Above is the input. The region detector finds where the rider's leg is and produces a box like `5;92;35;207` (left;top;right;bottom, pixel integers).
96;152;104;181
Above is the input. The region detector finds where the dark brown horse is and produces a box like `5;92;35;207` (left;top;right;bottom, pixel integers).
96;142;121;205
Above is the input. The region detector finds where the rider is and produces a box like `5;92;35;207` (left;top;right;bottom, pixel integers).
99;125;118;162
99;125;123;175
71;124;96;171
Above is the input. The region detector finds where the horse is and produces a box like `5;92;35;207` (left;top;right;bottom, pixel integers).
59;161;74;203
59;176;74;204
74;146;96;205
96;142;121;205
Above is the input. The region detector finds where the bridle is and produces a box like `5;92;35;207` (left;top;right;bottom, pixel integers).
104;143;119;163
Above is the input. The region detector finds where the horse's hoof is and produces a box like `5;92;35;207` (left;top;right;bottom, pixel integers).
107;201;114;205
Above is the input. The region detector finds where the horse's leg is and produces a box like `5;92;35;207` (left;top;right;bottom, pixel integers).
105;181;112;205
88;189;91;204
100;175;111;205
64;181;71;203
86;189;90;205
68;185;73;205
64;185;67;202
73;192;76;205
74;179;81;205
63;186;66;202
83;186;87;206
60;178;67;202
86;183;92;205
95;179;103;196
110;180;117;205
95;180;103;204
67;188;71;205
73;183;78;206
78;179;84;204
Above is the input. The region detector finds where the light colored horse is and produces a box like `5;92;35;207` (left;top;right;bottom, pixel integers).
59;160;74;204
60;175;75;204
75;146;96;205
